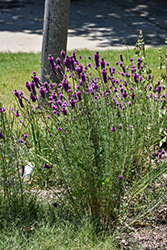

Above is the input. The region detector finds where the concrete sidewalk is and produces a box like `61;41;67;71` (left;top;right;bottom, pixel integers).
0;0;167;52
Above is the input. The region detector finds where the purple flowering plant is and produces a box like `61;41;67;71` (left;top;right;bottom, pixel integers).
1;32;167;233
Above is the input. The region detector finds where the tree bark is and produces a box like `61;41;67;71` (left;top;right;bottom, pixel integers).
40;0;70;84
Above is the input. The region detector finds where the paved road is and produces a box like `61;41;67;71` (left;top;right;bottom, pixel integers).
0;0;167;52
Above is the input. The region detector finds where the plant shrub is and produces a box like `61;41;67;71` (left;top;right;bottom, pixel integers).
2;31;167;233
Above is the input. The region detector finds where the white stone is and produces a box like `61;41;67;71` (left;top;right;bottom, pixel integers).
22;162;34;179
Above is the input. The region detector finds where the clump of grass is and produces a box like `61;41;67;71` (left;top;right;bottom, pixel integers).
2;31;165;234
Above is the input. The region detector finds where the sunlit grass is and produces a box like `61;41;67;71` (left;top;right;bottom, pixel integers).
0;52;41;109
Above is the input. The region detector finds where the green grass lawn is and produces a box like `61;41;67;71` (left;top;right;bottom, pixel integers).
0;52;41;109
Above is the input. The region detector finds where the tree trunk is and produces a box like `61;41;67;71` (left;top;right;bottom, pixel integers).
40;0;70;84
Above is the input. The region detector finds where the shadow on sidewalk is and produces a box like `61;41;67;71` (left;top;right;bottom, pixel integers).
0;0;166;47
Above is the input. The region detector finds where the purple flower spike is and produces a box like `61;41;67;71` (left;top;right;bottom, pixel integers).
118;175;123;184
69;57;75;71
32;74;41;88
75;66;82;78
157;85;162;94
24;134;28;139
52;93;57;100
64;56;71;69
40;88;46;99
119;124;123;129
62;78;69;92
94;51;99;68
30;93;37;102
120;62;123;67
61;107;67;115
148;74;152;80
158;153;163;159
56;57;61;65
80;72;86;82
120;87;124;93
17;139;24;143
123;90;127;98
18;98;24;108
48;55;54;67
102;68;107;83
59;93;64;101
57;99;62;107
61;50;66;59
124;81;128;87
15;110;20;117
30;81;36;96
133;74;138;83
72;51;76;60
53;203;58;208
111;126;116;132
139;76;143;81
100;58;105;69
25;81;31;92
0;132;5;139
76;91;82;101
11;108;15;113
122;66;126;73
69;98;76;108
131;93;135;100
56;65;63;76
120;54;123;62
0;108;5;112
14;90;19;98
137;61;141;69
132;68;137;74
44;163;50;169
